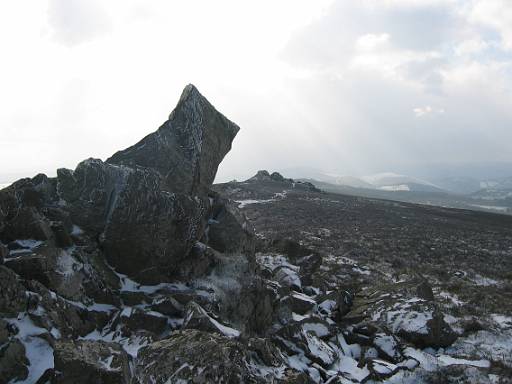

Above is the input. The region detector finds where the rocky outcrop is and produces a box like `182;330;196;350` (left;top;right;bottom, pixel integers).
56;158;209;283
1;85;242;285
53;86;240;283
0;85;256;383
246;170;320;193
107;84;239;196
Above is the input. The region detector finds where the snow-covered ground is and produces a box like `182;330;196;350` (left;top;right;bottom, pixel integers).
6;315;54;383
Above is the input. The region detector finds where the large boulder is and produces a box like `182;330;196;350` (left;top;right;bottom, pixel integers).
137;329;271;383
53;340;132;384
0;338;29;383
57;160;208;283
236;277;279;335
118;307;168;336
0;266;27;316
182;302;240;338
281;291;317;315
101;168;209;283
208;196;255;256
56;160;134;236
395;307;458;348
107;84;240;196
0;176;56;243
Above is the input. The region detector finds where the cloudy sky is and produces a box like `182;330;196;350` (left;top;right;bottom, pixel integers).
1;0;511;183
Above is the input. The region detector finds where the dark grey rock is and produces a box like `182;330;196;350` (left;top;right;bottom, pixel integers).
416;280;435;301
208;197;255;255
150;296;184;317
1;207;53;242
24;279;107;338
372;333;403;363
50;221;73;248
119;291;152;306
334;290;354;321
275;325;335;367
248;170;271;182
101;167;209;283
397;307;458;348
53;339;132;384
0;176;57;243
58;159;208;283
270;172;286;182
4;252;51;287
182;302;239;337
0;338;29;383
175;242;218;280
236;277;279;335
0;243;7;263
282;291;316;315
119;308;168;336
273;266;302;291
107;84;239;196
137;329;267;383
367;359;400;380
0;266;27;316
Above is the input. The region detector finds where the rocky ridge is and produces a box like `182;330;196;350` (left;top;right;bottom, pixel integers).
0;85;510;383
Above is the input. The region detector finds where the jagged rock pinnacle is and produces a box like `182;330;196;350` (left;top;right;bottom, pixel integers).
107;84;239;195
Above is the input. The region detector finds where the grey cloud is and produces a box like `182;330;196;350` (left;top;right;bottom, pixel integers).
47;0;111;46
274;1;512;176
282;1;458;70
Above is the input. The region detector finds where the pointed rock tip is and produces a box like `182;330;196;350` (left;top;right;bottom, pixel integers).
179;83;201;103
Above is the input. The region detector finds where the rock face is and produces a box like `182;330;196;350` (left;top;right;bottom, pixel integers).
53;84;241;283
0;85;266;383
7;84;239;284
57;160;210;282
107;84;239;196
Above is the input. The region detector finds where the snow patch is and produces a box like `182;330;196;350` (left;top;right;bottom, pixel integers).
6;314;54;383
236;199;273;208
491;314;512;329
380;184;411;192
56;248;82;277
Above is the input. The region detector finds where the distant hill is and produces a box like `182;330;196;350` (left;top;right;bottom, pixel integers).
299;178;512;215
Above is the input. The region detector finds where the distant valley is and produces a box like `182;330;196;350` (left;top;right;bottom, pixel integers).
278;169;512;215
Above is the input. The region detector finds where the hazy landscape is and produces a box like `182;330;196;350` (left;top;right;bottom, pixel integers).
1;1;511;383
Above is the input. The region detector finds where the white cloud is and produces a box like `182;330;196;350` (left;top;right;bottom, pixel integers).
48;0;112;46
350;33;441;83
469;0;512;51
355;33;390;51
454;38;488;56
413;105;444;117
